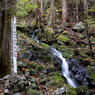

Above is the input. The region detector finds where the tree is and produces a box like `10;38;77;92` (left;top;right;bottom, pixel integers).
62;0;68;22
41;0;44;19
0;0;17;77
76;0;78;20
84;0;88;15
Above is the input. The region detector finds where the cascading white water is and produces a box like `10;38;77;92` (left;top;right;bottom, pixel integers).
50;46;77;88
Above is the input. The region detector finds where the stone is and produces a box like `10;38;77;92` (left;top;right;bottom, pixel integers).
4;89;10;94
75;85;89;95
14;93;21;95
72;22;86;32
53;87;66;95
4;80;10;89
65;84;77;95
30;69;36;76
40;77;50;84
31;78;38;84
3;75;10;80
46;81;58;87
13;80;25;93
29;83;38;90
10;75;20;83
26;89;40;95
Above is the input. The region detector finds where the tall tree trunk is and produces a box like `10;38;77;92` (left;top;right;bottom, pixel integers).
84;0;88;15
76;0;78;20
62;0;68;22
0;0;16;77
51;0;54;29
41;0;43;19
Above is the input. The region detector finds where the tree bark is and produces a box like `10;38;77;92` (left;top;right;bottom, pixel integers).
62;0;68;22
84;0;88;15
76;0;78;20
41;0;43;18
0;0;16;77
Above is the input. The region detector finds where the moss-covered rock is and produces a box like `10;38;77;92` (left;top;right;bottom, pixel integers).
28;63;37;69
29;83;38;90
75;85;89;95
56;35;70;45
13;80;25;93
48;66;57;72
80;58;90;66
26;89;40;95
41;43;50;50
36;65;45;72
88;66;95;83
30;69;36;76
40;77;51;84
65;84;77;95
80;53;88;58
45;76;65;88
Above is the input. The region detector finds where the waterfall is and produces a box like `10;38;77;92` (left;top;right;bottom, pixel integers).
50;46;77;88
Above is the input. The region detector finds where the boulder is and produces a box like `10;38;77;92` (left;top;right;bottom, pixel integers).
40;77;50;84
29;83;38;90
26;89;40;95
72;22;86;32
30;69;37;76
75;85;89;95
13;80;25;93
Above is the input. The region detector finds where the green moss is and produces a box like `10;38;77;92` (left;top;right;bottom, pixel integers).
27;89;40;95
50;72;63;76
57;35;70;44
66;84;77;95
75;85;89;95
81;58;90;66
49;66;57;72
80;53;88;58
30;69;36;76
41;43;50;50
28;63;37;69
88;66;95;83
45;27;55;36
51;76;65;85
36;65;44;72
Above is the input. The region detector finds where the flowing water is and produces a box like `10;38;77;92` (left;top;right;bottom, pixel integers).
50;46;77;88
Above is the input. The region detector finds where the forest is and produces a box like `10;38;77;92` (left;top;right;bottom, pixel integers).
0;0;95;94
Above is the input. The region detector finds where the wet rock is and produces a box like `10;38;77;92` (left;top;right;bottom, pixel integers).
75;75;83;81
26;89;40;95
75;85;89;95
72;22;86;32
4;89;10;94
